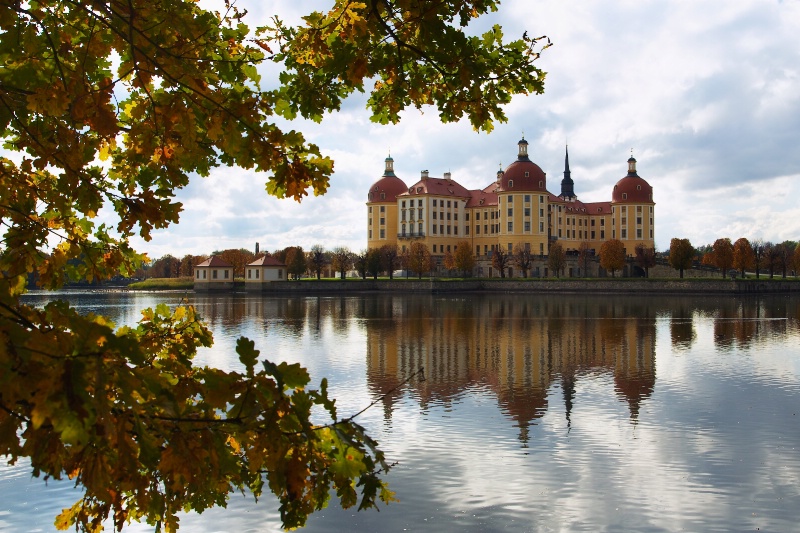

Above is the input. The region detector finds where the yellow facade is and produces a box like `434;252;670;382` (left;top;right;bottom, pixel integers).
367;141;655;272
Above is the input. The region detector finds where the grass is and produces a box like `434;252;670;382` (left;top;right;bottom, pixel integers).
127;277;194;290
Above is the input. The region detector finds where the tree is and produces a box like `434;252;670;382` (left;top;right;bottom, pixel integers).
366;248;383;280
308;244;329;280
149;254;181;278
331;247;353;279
491;246;511;278
547;242;566;278
353;250;370;279
406;242;432;279
1;0;549;530
599;239;626;277
380;244;401;280
793;244;800;276
669;238;694;279
775;241;796;279
217;248;256;278
752;239;766;279
453;241;476;277
634;244;656;278
732;238;755;278
285;246;307;280
765;242;778;278
577;241;592;277
442;250;456;275
179;254;208;278
512;244;534;278
711;238;734;278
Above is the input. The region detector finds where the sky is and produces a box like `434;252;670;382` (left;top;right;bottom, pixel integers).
131;0;800;259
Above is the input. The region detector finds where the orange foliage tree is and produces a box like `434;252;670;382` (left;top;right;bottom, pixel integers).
599;239;626;277
732;238;755;278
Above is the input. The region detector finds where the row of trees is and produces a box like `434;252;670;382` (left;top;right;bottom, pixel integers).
145;237;800;282
670;237;800;279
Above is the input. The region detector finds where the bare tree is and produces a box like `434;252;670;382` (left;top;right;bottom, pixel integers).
380;244;401;279
491;246;511;278
330;246;353;279
547;242;566;277
308;244;329;280
577;241;592;277
775;241;797;278
751;238;766;279
634;243;656;278
512;244;534;278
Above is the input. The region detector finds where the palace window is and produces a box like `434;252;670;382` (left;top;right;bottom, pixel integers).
525;195;531;203
524;208;530;216
508;208;513;216
508;222;513;232
524;221;531;231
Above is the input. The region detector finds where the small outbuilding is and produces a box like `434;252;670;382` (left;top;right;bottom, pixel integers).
194;256;234;291
245;255;286;291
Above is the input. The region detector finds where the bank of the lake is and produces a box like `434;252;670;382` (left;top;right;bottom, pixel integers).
183;277;800;295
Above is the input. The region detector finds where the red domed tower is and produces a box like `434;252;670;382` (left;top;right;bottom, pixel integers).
610;154;655;255
367;155;406;249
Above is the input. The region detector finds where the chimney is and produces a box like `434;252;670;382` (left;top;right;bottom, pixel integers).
421;170;429;180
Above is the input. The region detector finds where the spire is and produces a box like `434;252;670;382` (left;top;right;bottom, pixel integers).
383;154;395;177
560;145;576;200
627;150;638;176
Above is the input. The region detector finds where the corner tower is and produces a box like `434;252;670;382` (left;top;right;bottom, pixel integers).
367;155;407;249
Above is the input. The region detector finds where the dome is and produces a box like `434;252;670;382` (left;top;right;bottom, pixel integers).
611;157;653;203
497;160;547;192
368;174;407;203
495;138;547;192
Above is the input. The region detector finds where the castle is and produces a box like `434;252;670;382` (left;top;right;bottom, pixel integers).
367;138;655;276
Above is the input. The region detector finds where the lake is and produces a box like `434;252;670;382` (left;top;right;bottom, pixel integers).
3;291;800;532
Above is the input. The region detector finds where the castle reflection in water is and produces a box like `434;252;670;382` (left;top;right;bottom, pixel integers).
235;293;798;442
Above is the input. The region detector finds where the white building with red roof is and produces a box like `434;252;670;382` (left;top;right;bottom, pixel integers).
194;256;234;290
245;255;286;290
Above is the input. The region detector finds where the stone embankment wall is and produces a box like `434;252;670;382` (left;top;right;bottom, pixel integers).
247;279;800;295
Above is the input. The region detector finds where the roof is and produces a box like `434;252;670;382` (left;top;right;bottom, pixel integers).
495;158;548;193
368;174;407;204
398;177;472;199
465;188;498;208
612;175;654;203
248;256;285;267
196;256;232;268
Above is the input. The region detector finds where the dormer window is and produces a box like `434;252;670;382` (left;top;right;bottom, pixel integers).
508;180;514;188
380;193;386;200
637;185;641;191
622;193;627;200
539;181;543;188
524;171;529;177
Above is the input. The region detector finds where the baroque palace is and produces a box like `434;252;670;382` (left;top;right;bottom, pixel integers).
366;138;655;275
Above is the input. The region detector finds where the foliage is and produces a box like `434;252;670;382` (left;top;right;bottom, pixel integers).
599;239;626;277
491;246;510;278
405;242;432;279
709;238;734;278
453;240;476;277
216;249;257;278
512;243;533;278
127;277;195;290
577;241;592;277
547;242;566;278
1;0;549;529
330;247;353;279
634;244;656;278
732;238;755;277
669;238;694;279
366;249;382;280
775;241;797;279
148;255;182;279
379;244;401;280
353;249;370;279
285;246;307;280
308;245;329;280
179;254;209;278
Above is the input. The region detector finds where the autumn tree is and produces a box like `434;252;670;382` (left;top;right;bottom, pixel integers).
775;241;797;278
547;242;566;278
765;242;778;278
442;250;456;275
331;246;353;279
599;239;626;278
732;238;755;278
308;244;329;280
577;241;592;277
634;244;656;278
353;250;370;279
711;238;734;278
179;254;208;277
366;248;382;279
217;248;256;278
285;246;307;280
380;244;401;280
0;0;549;530
793;244;800;276
491;246;511;278
512;243;534;278
149;254;181;278
669;238;695;278
453;240;476;277
406;242;432;279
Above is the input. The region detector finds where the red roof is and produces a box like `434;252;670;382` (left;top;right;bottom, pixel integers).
196;256;232;268
368;174;407;204
398;178;472;198
248;256;285;267
495;158;548;193
612;175;654;203
465;189;498;208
